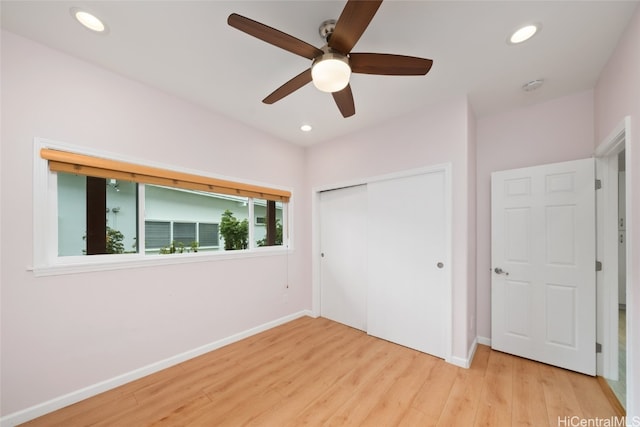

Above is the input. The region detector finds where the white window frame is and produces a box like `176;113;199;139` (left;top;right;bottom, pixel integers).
32;138;293;277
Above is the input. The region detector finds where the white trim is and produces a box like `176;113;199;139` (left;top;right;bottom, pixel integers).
450;337;478;369
137;183;147;254
0;310;313;427
29;247;295;277
32;137;294;276
623;119;634;415
312;163;452;194
312;163;453;364
442;164;454;367
594;118;627;157
477;336;492;346
248;197;256;248
282;193;293;250
595;154;620;380
593;116;633;410
311;184;323;317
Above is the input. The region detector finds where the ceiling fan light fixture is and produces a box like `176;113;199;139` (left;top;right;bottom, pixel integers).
311;53;351;93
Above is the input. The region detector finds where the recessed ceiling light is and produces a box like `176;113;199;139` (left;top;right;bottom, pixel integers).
300;124;312;132
71;8;107;33
508;24;540;44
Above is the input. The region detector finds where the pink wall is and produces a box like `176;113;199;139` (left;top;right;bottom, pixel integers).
0;31;311;416
595;4;640;418
475;90;596;340
307;97;476;364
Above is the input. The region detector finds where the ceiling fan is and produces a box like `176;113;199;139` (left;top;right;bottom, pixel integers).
228;0;433;118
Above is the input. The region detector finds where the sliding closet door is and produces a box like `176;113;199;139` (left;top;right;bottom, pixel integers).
319;185;368;331
367;171;448;358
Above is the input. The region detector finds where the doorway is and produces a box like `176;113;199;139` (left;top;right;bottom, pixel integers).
595;117;631;410
606;150;627;407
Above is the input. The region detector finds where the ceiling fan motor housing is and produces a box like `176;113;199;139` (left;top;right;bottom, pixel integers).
319;19;337;42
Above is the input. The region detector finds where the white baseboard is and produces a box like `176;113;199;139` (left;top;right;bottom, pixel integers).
448;337;478;369
477;336;491;346
1;310;313;427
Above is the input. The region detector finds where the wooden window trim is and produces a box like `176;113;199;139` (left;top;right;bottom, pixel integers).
41;148;291;202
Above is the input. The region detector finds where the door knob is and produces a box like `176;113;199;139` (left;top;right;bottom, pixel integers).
494;267;509;276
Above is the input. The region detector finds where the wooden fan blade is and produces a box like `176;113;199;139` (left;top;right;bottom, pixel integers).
332;84;356;118
263;69;313;104
350;53;433;75
228;13;323;60
329;0;383;54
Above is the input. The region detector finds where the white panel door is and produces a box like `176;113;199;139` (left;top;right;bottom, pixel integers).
320;185;368;331
367;171;448;358
491;158;596;375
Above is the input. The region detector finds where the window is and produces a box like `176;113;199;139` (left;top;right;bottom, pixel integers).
253;198;284;247
57;173;138;256
34;139;291;274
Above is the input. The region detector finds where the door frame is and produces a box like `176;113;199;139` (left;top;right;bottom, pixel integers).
311;163;453;363
594;117;632;390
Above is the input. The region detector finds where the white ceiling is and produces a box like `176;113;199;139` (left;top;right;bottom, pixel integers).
1;1;637;146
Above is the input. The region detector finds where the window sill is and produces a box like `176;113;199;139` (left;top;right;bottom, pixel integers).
29;246;293;277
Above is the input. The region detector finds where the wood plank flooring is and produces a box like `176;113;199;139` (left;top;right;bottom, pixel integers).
21;316;623;426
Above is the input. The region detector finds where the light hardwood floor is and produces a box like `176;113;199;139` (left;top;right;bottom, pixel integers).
22;316;623;426
606;308;627;408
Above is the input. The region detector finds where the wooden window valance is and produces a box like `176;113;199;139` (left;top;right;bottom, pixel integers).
40;148;291;202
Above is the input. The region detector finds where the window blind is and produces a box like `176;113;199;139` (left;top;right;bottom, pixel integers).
145;221;171;249
173;222;196;245
40;148;291;202
198;223;219;247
